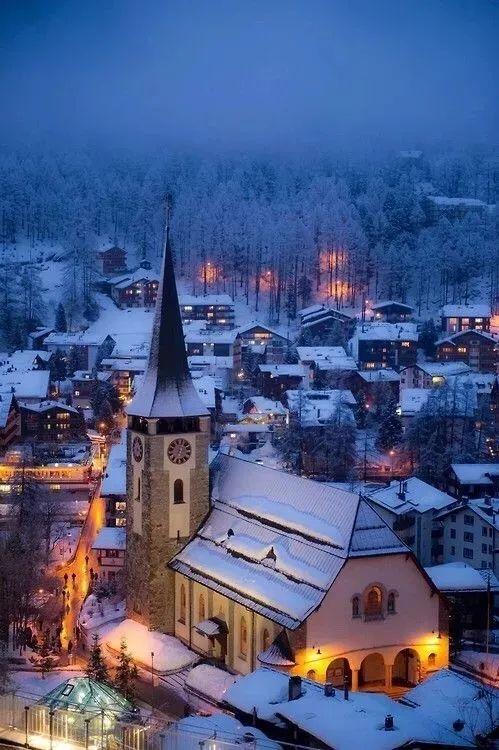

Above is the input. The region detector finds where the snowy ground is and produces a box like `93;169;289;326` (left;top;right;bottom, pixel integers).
78;595;125;635
50;525;81;567
11;669;84;699
100;618;198;674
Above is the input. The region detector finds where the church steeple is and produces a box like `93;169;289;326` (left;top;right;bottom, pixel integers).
128;198;208;419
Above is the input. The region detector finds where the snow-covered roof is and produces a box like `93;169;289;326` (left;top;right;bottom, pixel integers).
171;453;407;628
185;328;238;344
451;463;499;485
168;714;279;750
21;399;79;414
92;526;126;551
424;562;499;593
243;396;287;415
355;322;419;342
179;293;234;306
225;668;472;749
286;389;356;426
3;349;51;371
441;303;491;318
298;303;325;318
355;368;400;383
296;346;358;371
403;669;498;742
429;196;488;208
236;320;287;339
399;388;430;416
192;374;216;410
366;477;455;516
413;362;472;377
259;364;307;377
436;329;497;346
102;434;126;496
0;370;50;399
371;300;414;312
103;618;197;673
100;357;146;373
111;267;159;289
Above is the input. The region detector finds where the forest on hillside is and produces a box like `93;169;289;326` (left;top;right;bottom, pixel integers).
0;146;497;345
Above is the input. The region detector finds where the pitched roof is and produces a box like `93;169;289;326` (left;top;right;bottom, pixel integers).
127;225;208;419
366;477;455;516
436;328;497;346
441;303;491;318
170;453;407;628
371;300;414;312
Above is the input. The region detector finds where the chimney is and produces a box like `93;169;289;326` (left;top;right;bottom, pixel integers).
324;683;335;698
384;715;394;731
288;676;302;701
397;479;405;501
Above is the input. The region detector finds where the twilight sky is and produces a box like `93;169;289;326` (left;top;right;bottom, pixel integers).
0;0;497;150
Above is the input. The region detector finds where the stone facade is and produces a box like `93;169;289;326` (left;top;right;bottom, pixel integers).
126;416;210;633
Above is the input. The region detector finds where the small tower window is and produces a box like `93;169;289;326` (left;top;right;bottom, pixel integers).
198;593;206;622
179;584;186;624
428;653;436;667
173;478;184;504
352;596;360;618
240;616;248;659
387;592;396;614
365;586;383;617
261;628;270;652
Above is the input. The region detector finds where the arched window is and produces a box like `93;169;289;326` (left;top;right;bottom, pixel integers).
428;653;436;667
261;628;270;652
173;478;184;504
240;616;248;659
307;669;317;680
179;584;186;624
387;592;396;614
365;586;383;617
198;594;206;622
352;596;360;618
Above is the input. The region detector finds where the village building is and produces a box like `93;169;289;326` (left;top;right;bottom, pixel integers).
71;369;113;409
400;362;471;390
440;304;491;335
296;346;358;389
284;388;356;426
0;393;20;453
125;227;448;695
1;349;52;372
398;388;430;428
44;331;116;370
258;364;309;400
100;358;146;401
27;326;54;350
241;396;288;426
431;497;497;571
348;369;400;407
425;195;492;224
425;562;499;637
298;305;356;341
365;478;456;567
96;245;127;276
20;400;86;442
447;463;499;499
102;435;126;526
370;300;414;323
92;526;126;581
110;267;159;308
179;294;235;328
236;322;290;366
185;328;241;381
350;323;418;371
435;329;497;372
0;369;51;404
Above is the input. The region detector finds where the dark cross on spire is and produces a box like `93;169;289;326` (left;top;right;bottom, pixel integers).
127;195;209;419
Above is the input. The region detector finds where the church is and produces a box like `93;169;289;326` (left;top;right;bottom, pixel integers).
125;224;449;693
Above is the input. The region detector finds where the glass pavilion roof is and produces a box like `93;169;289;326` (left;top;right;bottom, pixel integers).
38;677;133;717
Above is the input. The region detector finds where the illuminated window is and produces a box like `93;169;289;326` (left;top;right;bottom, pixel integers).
457;347;467;354
240;616;248;659
475;318;482;323
461;318;469;325
428;653;436;667
179;584;186;623
401;341;410;348
74;390;80;396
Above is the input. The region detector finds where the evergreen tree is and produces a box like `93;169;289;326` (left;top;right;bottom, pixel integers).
419;319;438;358
86;633;109;684
377;412;403;451
114;639;138;703
39;635;55;679
50;350;67;381
55;303;68;333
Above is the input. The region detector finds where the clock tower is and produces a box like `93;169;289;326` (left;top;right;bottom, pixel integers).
125;205;210;633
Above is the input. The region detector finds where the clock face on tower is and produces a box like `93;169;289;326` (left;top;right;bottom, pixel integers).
132;436;143;463
167;438;192;465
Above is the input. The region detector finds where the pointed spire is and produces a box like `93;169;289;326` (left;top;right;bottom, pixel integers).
128;196;208;419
